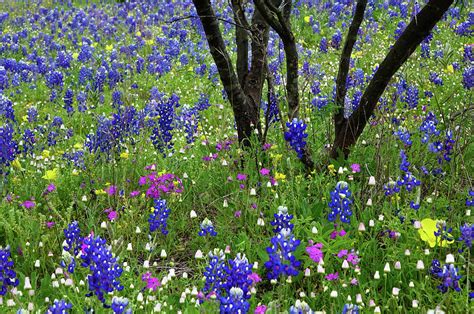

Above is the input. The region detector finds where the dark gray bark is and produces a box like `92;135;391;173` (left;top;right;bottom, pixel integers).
192;0;257;146
334;0;368;139
331;0;454;159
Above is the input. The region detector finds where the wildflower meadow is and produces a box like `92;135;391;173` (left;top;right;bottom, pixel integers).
0;0;473;313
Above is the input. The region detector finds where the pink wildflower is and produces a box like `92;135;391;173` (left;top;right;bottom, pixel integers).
142;272;161;291
325;272;339;281
21;200;35;209
255;305;267;314
248;272;262;284
237;173;247;181
351;163;361;173
260;168;270;176
306;243;324;263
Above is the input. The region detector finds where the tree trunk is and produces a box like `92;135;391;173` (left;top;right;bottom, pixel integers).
192;0;258;146
334;0;368;138
231;0;249;87
331;0;454;159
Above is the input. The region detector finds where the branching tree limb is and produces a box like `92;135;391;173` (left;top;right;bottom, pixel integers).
334;0;368;140
331;0;454;159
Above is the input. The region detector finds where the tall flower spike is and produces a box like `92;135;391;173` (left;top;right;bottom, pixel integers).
80;235;124;304
0;247;19;296
328;181;353;223
149;199;171;235
284;118;308;159
47;299;73;313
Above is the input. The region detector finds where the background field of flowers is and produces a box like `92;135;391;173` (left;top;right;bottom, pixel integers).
0;0;472;313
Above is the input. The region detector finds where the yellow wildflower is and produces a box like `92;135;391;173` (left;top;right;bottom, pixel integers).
42;150;50;158
418;218;453;248
275;172;286;181
120;152;129;159
328;164;336;175
446;64;454;74
12;158;23;170
304;16;311;23
42;168;59;181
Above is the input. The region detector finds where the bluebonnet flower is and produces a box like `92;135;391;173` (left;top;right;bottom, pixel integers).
78;44;94;63
77;91;87;112
112;90;123;109
46;70;64;90
421;42;430;58
434;221;454;242
47;299;72;313
464;45;473;62
0;247;19;295
111;296;132;314
429;72;443;86
289;300;314;314
399;150;410;172
419;112;440;143
342;303;360;314
431;263;462;293
22;129;35;155
149;93;179;154
0;124;19;174
203;250;253;312
63;221;82;256
458;223;473;249
284;119;308;159
220;287;249;313
394;21;406;40
47;130;58;146
319;37;328;53
405;85;418;109
149;199;170;235
466;190;474;207
270;206;294;233
81;235;124;304
397;172;421;192
27;107;38;123
265;227;301;280
462;66;473;89
79;66;93;85
429;259;443;276
394;127;412;146
311;96;328;110
0;67;8;90
331;29;342;49
179;106;199;144
328;181;353;223
63;88;74;115
263;92;280;124
383;180;400;196
199;218;217;236
55;51;73;69
0;93;15;122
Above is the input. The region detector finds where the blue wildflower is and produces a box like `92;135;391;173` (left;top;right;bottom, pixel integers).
47;299;72;314
270;206;294;233
149;199;170;235
265;228;301;280
462;66;473;89
459;223;473;249
328;181;353;223
111;296;132;314
0;93;15;122
198;218;217;237
0;247;19;295
80;235;124;304
284;119;308;159
0;124;19;174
